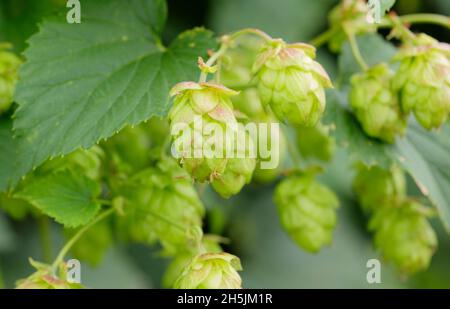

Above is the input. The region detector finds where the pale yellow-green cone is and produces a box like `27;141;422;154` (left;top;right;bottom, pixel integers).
253;40;332;127
16;259;83;289
327;0;375;52
117;157;204;255
162;236;223;289
169;82;256;198
0;43;21;114
174;252;242;289
392;33;450;129
274;174;339;253
350;63;407;143
353;163;406;213
296;123;336;162
369;200;437;275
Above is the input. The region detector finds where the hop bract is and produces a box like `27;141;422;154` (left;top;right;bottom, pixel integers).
392;34;450;129
296;123;336;162
274;174;339;253
353;164;406;213
369;200;437;275
0;44;21;114
174;252;242;289
253;39;332;127
350;63;407;143
118;158;204;254
169;82;256;198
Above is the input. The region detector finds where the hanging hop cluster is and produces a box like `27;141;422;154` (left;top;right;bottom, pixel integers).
0;44;21;114
174;252;242;289
117;157;204;255
253;39;333;127
274;173;339;253
353;164;437;274
392;33;450;130
169;82;256;198
350;63;407;143
369;200;437;275
296;123;336;162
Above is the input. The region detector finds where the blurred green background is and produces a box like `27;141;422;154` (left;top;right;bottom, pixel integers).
0;0;449;288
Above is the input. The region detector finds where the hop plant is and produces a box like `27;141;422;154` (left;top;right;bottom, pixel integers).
174;252;242;289
253;39;332;127
369;200;438;275
0;43;21;114
353;163;406;213
117;158;204;254
328;0;375;52
169;81;256;198
16;259;83;289
296;123;336;162
350;63;407;143
392;33;450;129
274;173;339;253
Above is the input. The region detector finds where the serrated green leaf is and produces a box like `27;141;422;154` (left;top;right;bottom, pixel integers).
11;0;217;188
0;119;18;191
15;170;101;227
323;90;393;168
391;124;450;232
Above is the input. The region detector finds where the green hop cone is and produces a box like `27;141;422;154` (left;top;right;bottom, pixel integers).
327;0;375;52
353;163;406;213
350;63;407;143
253;39;332;127
274;174;339;253
369;200;438;275
16;259;83;289
117;157;204;254
162;236;223;288
296;123;336;162
0;43;21;114
169;82;256;198
392;33;450;129
174;252;242;289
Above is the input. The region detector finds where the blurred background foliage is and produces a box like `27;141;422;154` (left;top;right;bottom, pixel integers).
0;0;449;288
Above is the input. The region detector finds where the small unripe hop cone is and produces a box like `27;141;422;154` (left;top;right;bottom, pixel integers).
169;82;256;198
253;39;333;127
392;33;450;130
274;174;339;253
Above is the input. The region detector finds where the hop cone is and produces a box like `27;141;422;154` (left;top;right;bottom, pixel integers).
118;158;204;254
328;0;375;52
16;259;83;289
0;43;21;114
350;63;407;143
169;82;256;198
274;174;339;253
296;123;336;162
253;40;332;126
369;200;437;275
392;34;450;129
353;164;406;213
174;252;242;289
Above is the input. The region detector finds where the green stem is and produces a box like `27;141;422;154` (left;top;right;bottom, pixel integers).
379;13;450;29
229;28;273;42
309;27;337;48
50;208;114;273
199;43;228;83
38;216;52;264
0;265;4;289
344;25;369;71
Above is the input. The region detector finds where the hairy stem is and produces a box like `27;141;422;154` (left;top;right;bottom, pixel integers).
37;216;52;264
379;13;450;29
51;208;114;274
310;27;338;48
344;25;369;71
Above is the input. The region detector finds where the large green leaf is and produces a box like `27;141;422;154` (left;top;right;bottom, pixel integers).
392;124;450;232
10;0;216;187
15;170;101;227
0;120;18;191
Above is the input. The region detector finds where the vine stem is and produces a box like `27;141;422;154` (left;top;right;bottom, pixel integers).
379;13;450;29
309;27;337;48
198;28;272;83
344;24;369;71
37;216;52;263
50;208;115;274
